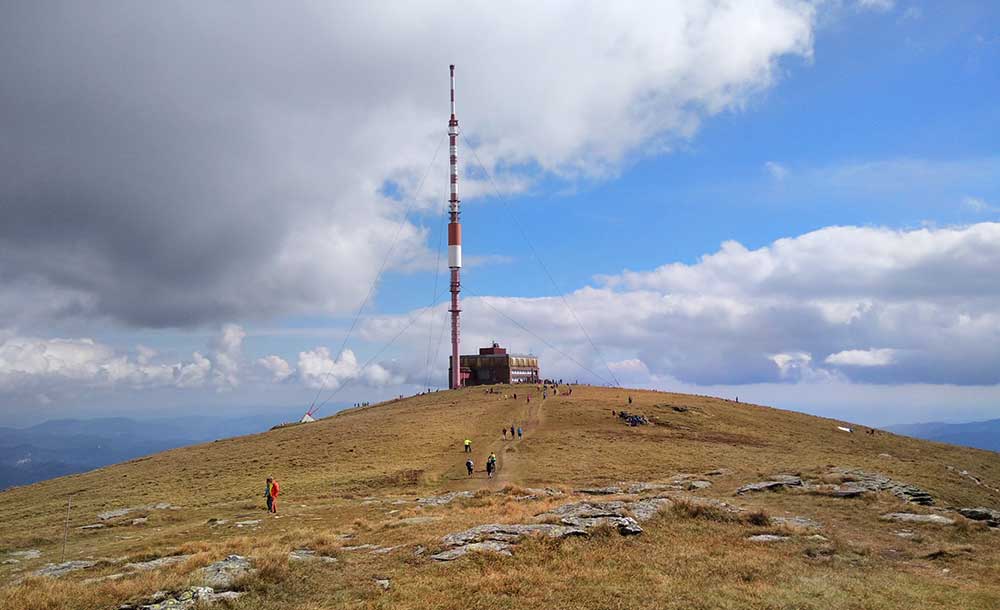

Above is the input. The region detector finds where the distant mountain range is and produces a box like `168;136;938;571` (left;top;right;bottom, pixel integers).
886;419;1000;453
0;412;299;489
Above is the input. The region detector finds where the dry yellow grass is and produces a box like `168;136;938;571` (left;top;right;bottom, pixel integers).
2;384;999;609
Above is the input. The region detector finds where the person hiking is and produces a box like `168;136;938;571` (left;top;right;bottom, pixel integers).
466;458;474;477
503;428;507;439
464;438;472;453
510;424;515;438
486;453;496;478
628;395;633;405
265;477;279;513
517;426;523;439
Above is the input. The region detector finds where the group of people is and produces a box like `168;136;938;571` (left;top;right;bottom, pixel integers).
502;424;523;440
465;452;498;478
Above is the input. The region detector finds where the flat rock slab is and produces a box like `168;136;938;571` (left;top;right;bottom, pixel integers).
417;491;474;506
234;520;260;528
771;516;822;530
736;477;803;495
288;549;337;563
124;555;192;572
881;513;955;525
577;486;623;495
197;555;253;590
6;549;42;561
431;540;513;561
33;560;98;578
747;534;789;542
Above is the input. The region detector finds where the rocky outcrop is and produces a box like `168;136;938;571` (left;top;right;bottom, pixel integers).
118;587;244;610
958;507;1000;527
880;513;954;525
832;469;934;505
736;475;803;495
432;523;586;561
197;555;254;589
538;501;645;535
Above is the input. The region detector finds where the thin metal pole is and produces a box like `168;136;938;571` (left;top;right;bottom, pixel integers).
61;495;72;562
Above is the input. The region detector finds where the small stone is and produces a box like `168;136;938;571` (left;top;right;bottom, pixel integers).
234;520;260;528
747;534;789;542
130;517;148;526
78;523;106;530
374;578;391;590
686;480;712;490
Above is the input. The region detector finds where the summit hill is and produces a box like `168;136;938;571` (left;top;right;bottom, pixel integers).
3;385;999;609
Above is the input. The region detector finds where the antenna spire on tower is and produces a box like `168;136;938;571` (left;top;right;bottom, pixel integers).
448;64;463;389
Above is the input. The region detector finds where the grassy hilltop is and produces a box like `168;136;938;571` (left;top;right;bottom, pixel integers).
3;385;1000;609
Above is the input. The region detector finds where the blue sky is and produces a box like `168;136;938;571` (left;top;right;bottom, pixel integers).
1;1;998;428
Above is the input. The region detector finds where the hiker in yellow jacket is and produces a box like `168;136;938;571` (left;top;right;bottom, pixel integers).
463;438;472;453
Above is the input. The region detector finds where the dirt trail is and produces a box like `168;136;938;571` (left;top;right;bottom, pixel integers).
452;387;553;490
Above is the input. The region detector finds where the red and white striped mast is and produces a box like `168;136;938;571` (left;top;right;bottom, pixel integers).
447;64;463;389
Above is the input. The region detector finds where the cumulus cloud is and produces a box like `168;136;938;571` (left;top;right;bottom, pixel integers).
297;347;403;392
257;355;293;383
826;348;896;366
0;2;815;328
365;222;1000;388
0;326;244;392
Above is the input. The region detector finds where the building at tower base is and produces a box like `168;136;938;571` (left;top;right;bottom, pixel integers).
449;343;540;386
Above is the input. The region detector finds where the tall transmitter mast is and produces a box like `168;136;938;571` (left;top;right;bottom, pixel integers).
447;65;463;389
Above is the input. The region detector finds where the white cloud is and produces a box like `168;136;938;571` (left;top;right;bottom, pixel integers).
257;355;293;382
0;326;244;392
211;324;246;389
297;347;405;391
765;161;789;180
826;348;897;366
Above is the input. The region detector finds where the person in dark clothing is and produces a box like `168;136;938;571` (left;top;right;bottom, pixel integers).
466;459;474;476
510;424;515;437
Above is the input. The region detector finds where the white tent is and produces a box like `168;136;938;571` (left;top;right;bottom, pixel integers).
300;413;315;423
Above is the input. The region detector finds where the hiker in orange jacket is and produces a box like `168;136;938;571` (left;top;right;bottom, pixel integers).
265;477;280;513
